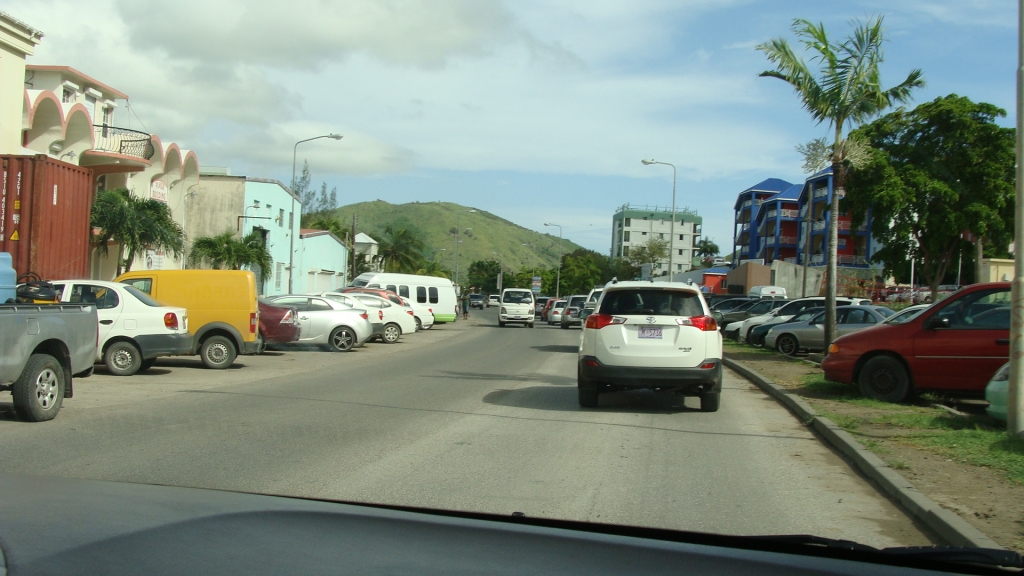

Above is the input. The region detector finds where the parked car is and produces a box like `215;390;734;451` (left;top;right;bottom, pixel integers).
539;298;557;322
882;303;930;325
985;362;1009;422
534;296;551;316
577;281;722;411
721;299;788;338
257;300;301;352
469;294;485;309
350;272;457;324
747;308;827;347
347;292;417;342
339;287;433;331
766;306;890;356
747;285;787;299
264;295;373;351
559;294;589;329
547;299;567;325
736;296;872;343
51;280;191;376
498;288;534;328
117;270;261;369
822;282;1010;402
710;297;756;312
0;303;97;421
487;294;500;308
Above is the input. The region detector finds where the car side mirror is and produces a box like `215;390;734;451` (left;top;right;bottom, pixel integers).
925;316;951;330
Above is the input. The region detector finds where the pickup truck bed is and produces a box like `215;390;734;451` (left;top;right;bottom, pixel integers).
0;304;98;421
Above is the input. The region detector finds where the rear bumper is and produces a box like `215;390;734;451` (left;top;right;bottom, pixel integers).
578;356;722;393
240;338;262;355
135;333;194;359
263;324;301;344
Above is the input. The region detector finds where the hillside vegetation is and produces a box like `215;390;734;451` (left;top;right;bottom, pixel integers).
331;200;584;272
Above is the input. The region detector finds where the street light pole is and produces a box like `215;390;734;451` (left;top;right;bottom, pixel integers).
454;209;476;291
1008;0;1024;438
642;159;678;279
289;133;343;294
544;223;563;298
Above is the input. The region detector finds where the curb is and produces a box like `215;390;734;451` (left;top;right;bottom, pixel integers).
723;357;1003;550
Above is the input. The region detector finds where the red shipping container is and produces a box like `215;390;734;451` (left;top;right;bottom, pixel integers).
0;155;94;281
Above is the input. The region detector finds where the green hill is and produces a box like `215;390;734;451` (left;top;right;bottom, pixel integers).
330;200;583;272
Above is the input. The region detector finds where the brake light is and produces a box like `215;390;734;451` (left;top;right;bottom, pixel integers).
407;310;414;316
163;312;178;330
428;308;433;313
360;312;368;320
585;314;626;329
281;309;294;324
378;310;384;321
699;362;716;370
677;315;717;331
250;312;258;333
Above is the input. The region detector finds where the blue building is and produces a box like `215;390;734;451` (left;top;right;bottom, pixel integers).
731;178;793;265
795;167;878;268
754;183;803;265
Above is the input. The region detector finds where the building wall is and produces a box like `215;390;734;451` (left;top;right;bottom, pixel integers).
295;232;348;294
611;207;702;274
725;262;772;294
980;258;1014;283
0;15;40;154
243;179;301;296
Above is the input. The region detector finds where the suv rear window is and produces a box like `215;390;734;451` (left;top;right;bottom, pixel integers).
599;289;703;317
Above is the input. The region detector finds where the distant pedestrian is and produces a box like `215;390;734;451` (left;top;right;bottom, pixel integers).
461;288;472;320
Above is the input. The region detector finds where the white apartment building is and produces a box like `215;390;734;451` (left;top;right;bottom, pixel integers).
610;203;702;277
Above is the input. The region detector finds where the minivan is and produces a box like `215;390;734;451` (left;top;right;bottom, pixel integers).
117;270;261;369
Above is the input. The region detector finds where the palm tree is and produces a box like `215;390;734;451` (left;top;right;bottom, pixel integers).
694;238;719;259
377;226;425;273
415;260;450;279
757;16;924;349
91;188;185;275
306;216;349;244
188;230;273;289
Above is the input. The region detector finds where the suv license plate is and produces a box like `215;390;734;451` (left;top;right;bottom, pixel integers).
638;326;662;339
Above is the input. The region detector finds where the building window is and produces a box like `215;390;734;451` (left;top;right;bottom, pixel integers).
660;219;665;225
102;106;113;126
677;264;683;270
641;232;647;236
658;233;664;240
278;209;284;227
85;95;97;120
62;88;75;103
275;263;284;290
622;246;630;256
623;231;630;242
678;234;684;240
678;249;684;255
624;218;631;227
288;212;293;229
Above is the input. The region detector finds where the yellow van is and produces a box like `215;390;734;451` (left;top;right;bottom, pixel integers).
116;270;260;369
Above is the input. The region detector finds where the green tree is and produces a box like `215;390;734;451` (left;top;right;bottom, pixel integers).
846;95;1015;301
90;188;185;275
378;226;425;273
415;260;450;279
306;216;349;243
757;16;924;348
187;230;273;291
468;259;501;294
623;238;669;277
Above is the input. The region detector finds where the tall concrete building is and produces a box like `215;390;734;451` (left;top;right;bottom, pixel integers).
610;203;702;277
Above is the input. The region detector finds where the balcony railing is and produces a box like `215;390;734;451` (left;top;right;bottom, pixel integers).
839;255;867;265
837;220;851;231
812;220;826;232
742;223;750;231
811;254;824;264
742;200;751;208
813;187;829;199
93;125;155;160
780;209;799;218
765;209;777;219
764;237;776;247
784;257;797;264
778;235;797;245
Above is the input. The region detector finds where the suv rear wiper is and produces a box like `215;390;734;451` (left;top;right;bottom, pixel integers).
748;535;1023;570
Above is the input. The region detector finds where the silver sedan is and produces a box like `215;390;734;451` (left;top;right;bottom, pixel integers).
264;295;375;351
765;305;891;356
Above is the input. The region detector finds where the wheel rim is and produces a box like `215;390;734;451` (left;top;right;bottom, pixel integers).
34;368;59;409
111;347;134;370
384;326;400;342
206;342;229;364
415;318;422;331
870;367;899;395
778;336;796;355
333;330;353;350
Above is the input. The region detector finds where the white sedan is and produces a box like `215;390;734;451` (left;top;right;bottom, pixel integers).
346;293;418;343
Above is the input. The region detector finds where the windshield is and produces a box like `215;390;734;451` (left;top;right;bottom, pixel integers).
11;4;1018;569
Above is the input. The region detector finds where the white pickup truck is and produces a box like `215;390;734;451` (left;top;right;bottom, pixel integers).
0;304;98;421
498;288;535;328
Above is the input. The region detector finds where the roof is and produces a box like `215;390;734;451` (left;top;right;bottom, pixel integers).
735;178;794;209
764;183;803;203
26;65;129;99
354;233;377;244
702;267;729;274
245;177;299;202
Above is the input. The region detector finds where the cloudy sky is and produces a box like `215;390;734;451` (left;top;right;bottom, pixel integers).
5;0;1015;254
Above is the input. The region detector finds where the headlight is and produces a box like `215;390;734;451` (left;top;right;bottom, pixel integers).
828;343;839;354
766;328;774;335
992;363;1011;382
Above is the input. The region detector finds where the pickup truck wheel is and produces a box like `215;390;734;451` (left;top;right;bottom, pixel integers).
699;391;721;412
382;323;401;344
329;327;356;351
200;335;237;369
12;354;64;422
858;356;911;403
104;341;142;376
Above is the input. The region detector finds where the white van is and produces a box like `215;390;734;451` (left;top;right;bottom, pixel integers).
499;288;535;328
349;273;458;324
747;286;787;300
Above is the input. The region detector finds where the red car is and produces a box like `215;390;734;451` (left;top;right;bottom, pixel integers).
823;282;1010;402
257;300;301;352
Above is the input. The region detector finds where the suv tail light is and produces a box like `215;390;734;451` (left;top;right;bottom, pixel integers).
250;312;258;333
677;315;718;331
585;314;626;329
163;312;179;330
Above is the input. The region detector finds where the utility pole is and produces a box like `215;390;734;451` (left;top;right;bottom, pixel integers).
349;214;357;284
1007;0;1024;438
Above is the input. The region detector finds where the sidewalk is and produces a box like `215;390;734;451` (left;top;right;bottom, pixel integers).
724;341;1024;553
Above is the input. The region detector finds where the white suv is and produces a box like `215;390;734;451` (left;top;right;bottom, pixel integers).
577;281;723;411
498;288;535;327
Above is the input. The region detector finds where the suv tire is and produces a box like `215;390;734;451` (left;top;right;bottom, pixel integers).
12;354;64;422
200;335;237;369
699;391;721;412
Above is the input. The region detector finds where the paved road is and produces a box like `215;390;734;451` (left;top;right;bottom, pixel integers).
0;308;935;548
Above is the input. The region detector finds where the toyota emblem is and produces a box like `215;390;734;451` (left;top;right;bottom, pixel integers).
646;316;656;324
